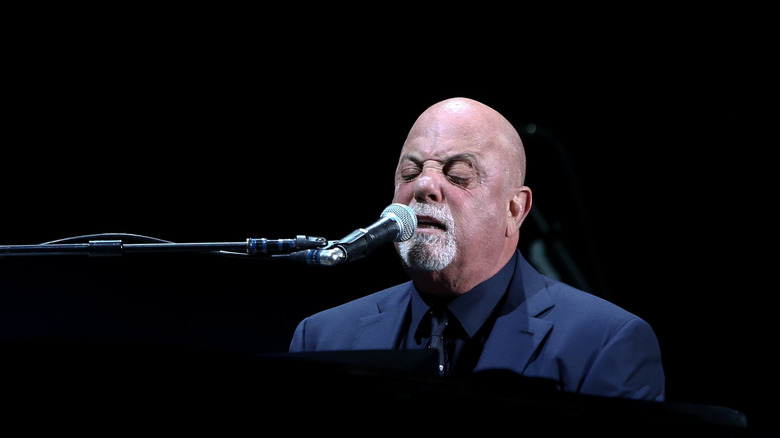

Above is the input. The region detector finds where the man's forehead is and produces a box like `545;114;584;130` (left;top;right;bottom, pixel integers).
400;134;485;161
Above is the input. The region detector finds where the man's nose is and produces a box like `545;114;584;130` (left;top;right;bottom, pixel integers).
413;169;444;203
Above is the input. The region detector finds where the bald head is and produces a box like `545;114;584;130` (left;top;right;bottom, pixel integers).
407;97;527;186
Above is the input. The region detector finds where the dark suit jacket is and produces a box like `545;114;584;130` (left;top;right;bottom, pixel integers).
289;251;665;401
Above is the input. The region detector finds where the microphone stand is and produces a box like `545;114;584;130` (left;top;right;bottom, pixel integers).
0;234;330;258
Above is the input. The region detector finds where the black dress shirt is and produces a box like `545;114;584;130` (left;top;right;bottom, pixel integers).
400;252;517;376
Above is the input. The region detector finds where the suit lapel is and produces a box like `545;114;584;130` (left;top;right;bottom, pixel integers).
351;285;413;349
474;252;556;374
474;310;553;374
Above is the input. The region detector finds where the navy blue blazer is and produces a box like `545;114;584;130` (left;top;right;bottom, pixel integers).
289;251;665;402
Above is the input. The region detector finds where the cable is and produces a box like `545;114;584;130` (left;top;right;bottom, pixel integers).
41;233;174;245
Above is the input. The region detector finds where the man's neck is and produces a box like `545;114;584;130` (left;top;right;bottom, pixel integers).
408;250;516;298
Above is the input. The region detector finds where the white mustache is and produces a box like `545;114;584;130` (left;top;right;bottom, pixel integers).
411;203;455;232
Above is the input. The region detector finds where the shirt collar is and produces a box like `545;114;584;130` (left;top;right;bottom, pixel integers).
410;251;517;339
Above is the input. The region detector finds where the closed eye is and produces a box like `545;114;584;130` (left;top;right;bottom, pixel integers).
444;159;479;188
400;169;420;181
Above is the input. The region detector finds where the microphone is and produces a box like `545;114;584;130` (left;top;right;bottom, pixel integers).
284;203;417;266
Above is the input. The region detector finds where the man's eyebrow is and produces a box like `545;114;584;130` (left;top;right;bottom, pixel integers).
398;152;478;165
398;153;422;165
444;153;478;165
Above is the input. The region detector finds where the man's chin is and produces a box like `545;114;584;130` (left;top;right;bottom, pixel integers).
401;251;454;272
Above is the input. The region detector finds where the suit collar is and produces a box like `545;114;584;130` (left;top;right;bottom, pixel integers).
502;250;555;317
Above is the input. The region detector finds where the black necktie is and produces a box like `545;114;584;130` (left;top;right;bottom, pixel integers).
427;306;449;376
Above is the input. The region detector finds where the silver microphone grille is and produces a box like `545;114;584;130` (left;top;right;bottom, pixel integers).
381;203;417;242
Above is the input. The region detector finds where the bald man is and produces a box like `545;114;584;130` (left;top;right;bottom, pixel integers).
289;97;665;402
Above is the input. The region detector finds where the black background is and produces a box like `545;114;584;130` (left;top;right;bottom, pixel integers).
2;7;775;434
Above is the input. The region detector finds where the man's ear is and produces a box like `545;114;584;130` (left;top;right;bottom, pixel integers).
506;186;532;237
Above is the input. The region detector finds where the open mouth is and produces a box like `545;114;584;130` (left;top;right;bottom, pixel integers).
416;216;447;231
